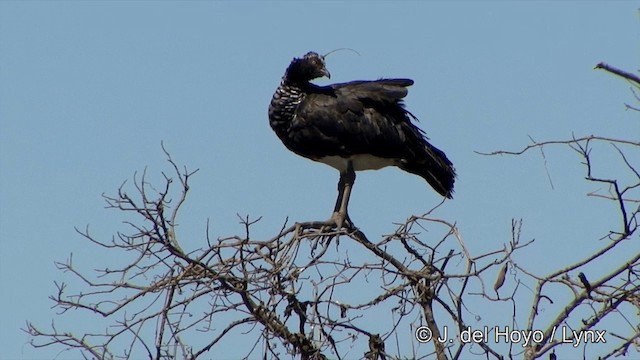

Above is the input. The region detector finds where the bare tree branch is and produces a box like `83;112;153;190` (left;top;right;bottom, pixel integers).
26;62;640;358
595;62;640;86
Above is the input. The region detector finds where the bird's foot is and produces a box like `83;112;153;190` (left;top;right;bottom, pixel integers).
327;211;353;230
293;217;345;237
292;213;354;240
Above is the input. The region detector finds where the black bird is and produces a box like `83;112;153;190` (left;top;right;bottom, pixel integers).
268;51;455;227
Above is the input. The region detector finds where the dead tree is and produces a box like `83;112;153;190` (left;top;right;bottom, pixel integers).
26;65;639;359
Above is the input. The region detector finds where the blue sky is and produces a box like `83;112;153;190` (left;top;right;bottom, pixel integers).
1;2;639;359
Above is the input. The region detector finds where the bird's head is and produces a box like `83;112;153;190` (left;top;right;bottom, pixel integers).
284;51;331;84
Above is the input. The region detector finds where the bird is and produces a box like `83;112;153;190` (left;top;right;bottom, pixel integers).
268;51;455;228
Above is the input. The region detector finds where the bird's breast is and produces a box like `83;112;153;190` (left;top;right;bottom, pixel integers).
268;83;305;133
316;154;398;172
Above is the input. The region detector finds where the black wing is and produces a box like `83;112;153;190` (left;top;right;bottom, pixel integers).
290;79;416;158
287;79;455;197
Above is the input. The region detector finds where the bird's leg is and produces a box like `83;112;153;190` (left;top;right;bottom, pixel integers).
330;162;355;229
333;172;346;215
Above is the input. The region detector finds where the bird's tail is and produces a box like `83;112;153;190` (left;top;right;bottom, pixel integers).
400;143;456;199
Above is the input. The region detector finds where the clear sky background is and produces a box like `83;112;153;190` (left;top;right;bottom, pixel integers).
1;2;639;359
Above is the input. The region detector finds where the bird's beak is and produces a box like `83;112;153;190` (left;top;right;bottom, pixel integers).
323;68;331;79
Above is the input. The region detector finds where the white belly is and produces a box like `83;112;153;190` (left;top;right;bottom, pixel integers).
317;154;398;172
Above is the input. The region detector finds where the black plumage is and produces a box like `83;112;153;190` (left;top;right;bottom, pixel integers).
268;51;455;226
